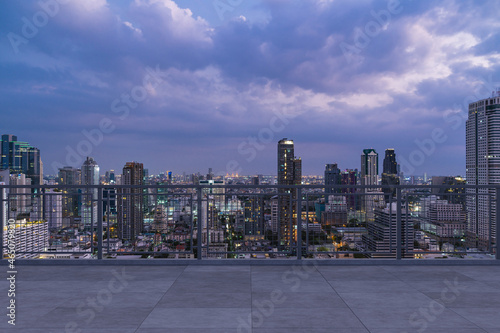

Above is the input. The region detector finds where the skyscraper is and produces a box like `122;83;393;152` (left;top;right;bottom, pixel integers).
361;149;382;221
105;170;115;184
58;166;81;219
199;179;225;230
8;173;32;219
361;148;378;186
324;163;341;196
81;157;99;228
44;189;62;230
278;139;297;186
382;148;397;174
277;138;301;246
465;89;500;250
1;134;43;185
381;148;399;200
341;169;360;210
117;162;144;241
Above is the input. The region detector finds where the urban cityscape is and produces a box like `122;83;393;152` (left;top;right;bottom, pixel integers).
2;1;500;332
2;85;500;260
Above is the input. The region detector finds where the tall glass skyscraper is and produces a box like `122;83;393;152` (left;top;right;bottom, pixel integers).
0;134;42;185
466;89;500;250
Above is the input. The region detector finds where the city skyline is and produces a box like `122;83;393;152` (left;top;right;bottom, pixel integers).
2;1;500;175
0;132;466;178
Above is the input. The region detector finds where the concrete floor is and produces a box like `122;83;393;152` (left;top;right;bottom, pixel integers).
1;264;500;332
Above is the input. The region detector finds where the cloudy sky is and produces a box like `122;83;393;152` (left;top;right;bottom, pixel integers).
1;0;500;176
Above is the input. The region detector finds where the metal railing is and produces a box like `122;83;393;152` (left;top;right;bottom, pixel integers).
1;184;499;261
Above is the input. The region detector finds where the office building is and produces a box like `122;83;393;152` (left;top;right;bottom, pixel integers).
199;179;225;230
361;148;378;186
325;163;341;196
105;170;115;184
466;89;500;249
8;173;32;220
341;169;360;210
321;195;348;226
244;197;264;236
117;162;144;241
81;157;99;227
58;166;81;222
382;148;397;174
381;148;399;201
362;202;414;258
420;201;466;248
44;189;63;230
3;219;49;258
361;149;380;221
1;134;43;185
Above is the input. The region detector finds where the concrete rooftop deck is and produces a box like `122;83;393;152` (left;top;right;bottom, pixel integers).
2;264;500;332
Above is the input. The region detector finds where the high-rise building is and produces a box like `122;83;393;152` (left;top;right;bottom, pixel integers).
431;176;466;208
199;179;225;230
466;89;500;249
2;220;48;258
324;164;341;196
8;173;32;219
419;201;466;247
277;138;302;246
81;157;99;227
58;166;81;220
321;195;348;226
278;139;296;185
117;162;144;241
0;134;42;185
381;148;399;200
361;148;378;186
58;166;81;186
44;189;63;230
362;202;414;258
382;148;397;174
341;169;360;210
361;149;380;221
105;170;115;184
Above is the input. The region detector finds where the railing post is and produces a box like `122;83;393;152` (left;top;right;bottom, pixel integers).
97;187;103;260
197;186;202;260
496;187;500;260
396;188;402;260
296;187;302;260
